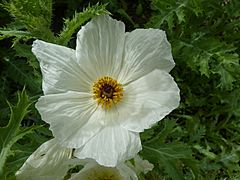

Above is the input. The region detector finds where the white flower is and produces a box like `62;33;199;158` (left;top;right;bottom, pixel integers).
126;155;154;175
16;139;153;180
15;138;77;180
34;15;180;167
70;156;153;180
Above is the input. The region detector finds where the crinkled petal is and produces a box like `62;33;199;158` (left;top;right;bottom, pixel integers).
35;91;104;148
125;155;154;175
116;163;138;180
118;69;180;132
118;29;175;84
32;40;92;94
16;138;77;180
74;124;142;167
76;15;125;80
133;155;154;174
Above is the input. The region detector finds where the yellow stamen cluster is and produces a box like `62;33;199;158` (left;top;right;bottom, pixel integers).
92;76;123;109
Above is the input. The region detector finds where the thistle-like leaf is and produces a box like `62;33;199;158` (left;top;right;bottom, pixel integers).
56;3;109;46
0;89;33;179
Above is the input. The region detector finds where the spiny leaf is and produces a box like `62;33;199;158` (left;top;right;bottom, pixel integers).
0;89;32;178
2;58;40;92
174;37;239;90
13;43;39;71
142;142;195;179
146;0;188;29
219;146;240;172
56;3;109;46
0;29;33;41
1;0;54;42
214;66;236;90
141;118;201;179
193;144;217;160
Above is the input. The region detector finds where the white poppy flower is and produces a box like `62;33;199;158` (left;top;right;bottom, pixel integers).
70;156;153;180
70;160;136;180
15;138;77;180
34;15;180;167
16;139;153;180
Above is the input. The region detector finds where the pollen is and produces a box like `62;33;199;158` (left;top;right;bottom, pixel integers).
92;76;123;109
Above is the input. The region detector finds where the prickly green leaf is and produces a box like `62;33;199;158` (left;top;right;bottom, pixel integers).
0;29;33;42
56;3;109;46
1;0;54;42
142;142;196;179
0;89;32;178
146;0;188;29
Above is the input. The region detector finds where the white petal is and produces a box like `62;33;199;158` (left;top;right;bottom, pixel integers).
76;15;125;80
133;155;154;174
116;163;138;180
125;155;154;175
35;91;104;148
118;29;175;84
16;139;77;180
70;161;124;180
118;69;180;132
74;125;142;167
32;40;92;94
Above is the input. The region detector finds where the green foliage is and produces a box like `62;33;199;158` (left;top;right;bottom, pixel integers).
1;0;109;46
0;89;32;179
141;119;199;179
147;0;188;29
143;143;195;180
142;0;240;179
3;57;40;92
1;0;54;42
147;0;240;91
0;30;32;44
57;3;109;45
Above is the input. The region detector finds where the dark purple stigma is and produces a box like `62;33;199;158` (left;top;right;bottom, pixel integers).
102;84;114;98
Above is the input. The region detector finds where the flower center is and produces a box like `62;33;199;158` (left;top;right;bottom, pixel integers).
92;76;123;109
80;166;123;180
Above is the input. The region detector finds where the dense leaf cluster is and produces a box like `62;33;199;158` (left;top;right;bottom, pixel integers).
0;0;239;179
144;0;240;179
